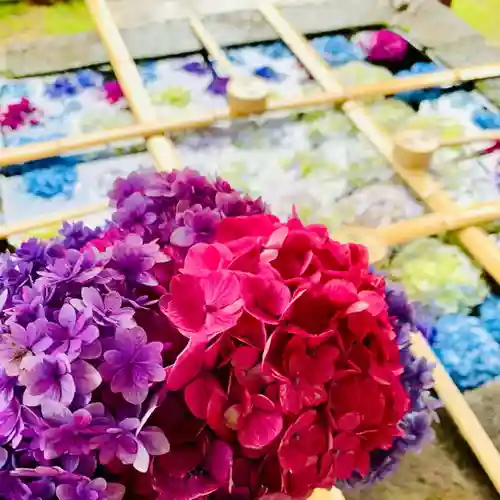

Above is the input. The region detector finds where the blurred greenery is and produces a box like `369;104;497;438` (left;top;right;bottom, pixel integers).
0;0;93;42
452;0;500;45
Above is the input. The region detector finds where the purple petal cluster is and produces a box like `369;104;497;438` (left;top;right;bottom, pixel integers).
109;168;266;246
0;221;175;500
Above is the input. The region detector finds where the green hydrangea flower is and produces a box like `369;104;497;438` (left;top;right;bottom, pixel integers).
152;86;191;108
401;115;465;142
386;238;488;314
366;99;415;133
335;62;393;102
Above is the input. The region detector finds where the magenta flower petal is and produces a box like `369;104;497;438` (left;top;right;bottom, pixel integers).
71;360;102;395
166;341;205;391
238;410;283;449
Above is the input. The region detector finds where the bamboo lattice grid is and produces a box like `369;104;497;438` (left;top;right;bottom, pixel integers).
1;0;500;496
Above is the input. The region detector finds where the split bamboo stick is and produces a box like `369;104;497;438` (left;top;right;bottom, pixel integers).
257;0;500;493
440;129;500;147
410;332;500;492
84;0;181;172
0;201;109;239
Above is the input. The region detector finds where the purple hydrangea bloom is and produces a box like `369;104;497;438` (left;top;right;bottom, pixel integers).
99;327;165;404
28;478;56;500
1;258;33;296
38;249;106;286
90;417;169;472
170;205;221;247
46;304;100;361
20;354;101;407
0;369;17;411
0;398;24;448
40;402;111;460
20;354;76;407
71;287;135;329
0;319;53;376
112;193;157;237
107;234;168;287
181;61;211;75
9;282;52;327
56;477;125;500
109;169;153;208
207;76;229;96
59;222;103;251
0;470;31;500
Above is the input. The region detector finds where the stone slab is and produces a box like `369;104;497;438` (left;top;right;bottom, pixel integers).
390;0;481;48
0;0;387;76
429;35;500;68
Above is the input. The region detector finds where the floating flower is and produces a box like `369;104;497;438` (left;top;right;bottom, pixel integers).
0;97;39;130
433;315;500;390
75;69;104;88
395;62;443;103
153;86;191;108
24;164;78;199
258;41;293;59
472;109;500;129
45;76;79;98
386;238;488;314
312;35;364;67
207;76;229;96
479;294;500;342
253;66;283;81
103;81;124;104
357;29;408;62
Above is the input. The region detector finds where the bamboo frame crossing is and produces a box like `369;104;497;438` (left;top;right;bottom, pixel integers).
1;0;500;496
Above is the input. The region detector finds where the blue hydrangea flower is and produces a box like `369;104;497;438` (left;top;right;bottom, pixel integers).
311;35;364;67
23;164;78;199
138;61;158;84
433;314;500;390
253;66;282;81
472;110;500;129
59;222;103;251
479;294;500;342
45;76;79;99
395;62;443;104
75;69;104;88
257;41;293;59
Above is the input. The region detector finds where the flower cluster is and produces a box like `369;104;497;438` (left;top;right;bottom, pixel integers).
357;29;408;63
0;169;436;499
0;98;39;131
108;167;266;248
148;213;436;498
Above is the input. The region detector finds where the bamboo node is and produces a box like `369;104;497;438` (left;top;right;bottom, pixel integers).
393;129;439;171
227;77;269;116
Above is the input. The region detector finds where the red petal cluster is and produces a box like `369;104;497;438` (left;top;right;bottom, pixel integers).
0;98;39;130
152;214;409;499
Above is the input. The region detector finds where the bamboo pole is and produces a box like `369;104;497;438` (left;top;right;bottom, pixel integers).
410;333;500;493
85;0;181;172
257;0;500;493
